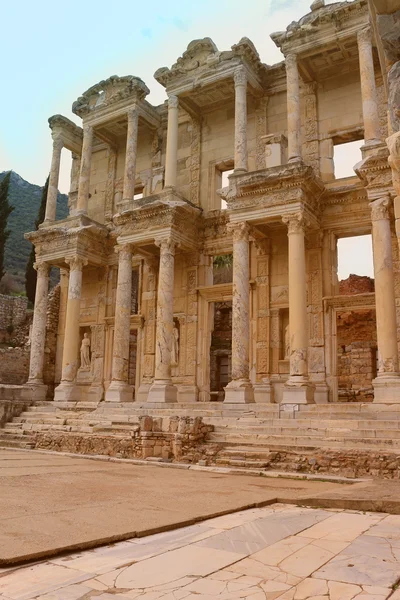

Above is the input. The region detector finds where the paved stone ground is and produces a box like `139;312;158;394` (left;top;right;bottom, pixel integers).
0;450;349;565
2;503;400;599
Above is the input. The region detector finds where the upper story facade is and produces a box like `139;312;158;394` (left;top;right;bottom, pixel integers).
30;0;393;267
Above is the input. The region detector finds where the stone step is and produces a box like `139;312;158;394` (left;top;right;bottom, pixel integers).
0;439;35;449
208;432;400;450
212;424;400;438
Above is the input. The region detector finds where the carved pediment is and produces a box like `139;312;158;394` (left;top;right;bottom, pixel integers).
73;75;150;117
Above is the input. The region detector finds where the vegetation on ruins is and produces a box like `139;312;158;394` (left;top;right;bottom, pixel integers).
0;171;14;283
25;177;49;304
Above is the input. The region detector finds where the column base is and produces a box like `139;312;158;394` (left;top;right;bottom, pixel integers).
253;379;274;403
136;382;152;403
373;374;400;404
22;381;48;402
87;384;104;403
54;382;81;402
224;379;254;403
105;381;134;403
177;385;198;403
147;380;177;403
282;377;315;405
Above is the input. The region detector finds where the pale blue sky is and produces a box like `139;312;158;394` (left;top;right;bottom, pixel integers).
0;0;371;279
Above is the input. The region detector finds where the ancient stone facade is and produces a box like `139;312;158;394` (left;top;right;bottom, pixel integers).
22;0;400;408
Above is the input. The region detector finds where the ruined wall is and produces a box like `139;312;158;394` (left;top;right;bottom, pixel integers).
0;348;30;384
0;294;28;333
43;285;60;396
339;274;375;295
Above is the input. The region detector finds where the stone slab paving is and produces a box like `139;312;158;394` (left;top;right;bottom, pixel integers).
0;450;351;564
1;504;400;600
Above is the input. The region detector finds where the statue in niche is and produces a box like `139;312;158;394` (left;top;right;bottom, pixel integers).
284;324;290;360
80;333;91;370
171;324;179;367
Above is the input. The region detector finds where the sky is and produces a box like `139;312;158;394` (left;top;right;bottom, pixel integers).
0;0;372;280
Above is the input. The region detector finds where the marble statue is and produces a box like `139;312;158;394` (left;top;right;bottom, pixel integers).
80;333;91;370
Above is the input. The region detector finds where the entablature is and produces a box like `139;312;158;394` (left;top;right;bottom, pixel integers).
48;115;83;154
25;216;111;267
154;37;268;115
271;0;369;82
113;189;203;252
218;161;325;225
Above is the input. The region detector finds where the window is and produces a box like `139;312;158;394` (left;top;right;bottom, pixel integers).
210;159;234;211
334;140;364;179
337;235;373;280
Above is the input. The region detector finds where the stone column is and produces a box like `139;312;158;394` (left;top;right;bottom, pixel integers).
122;106;139;205
357;27;381;146
54;257;87;402
164;95;179;188
234;67;248;173
370;196;400;402
282;212;315;404
105;244;134;402
225;223;254;403
76;124;93;215
26;262;49;399
68;153;81;215
44;136;63;223
148;237;177;402
286;53;301;162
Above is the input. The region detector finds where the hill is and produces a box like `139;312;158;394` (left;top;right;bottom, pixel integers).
0;171;68;290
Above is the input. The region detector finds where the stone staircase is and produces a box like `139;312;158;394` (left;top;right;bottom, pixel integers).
2;401;400;473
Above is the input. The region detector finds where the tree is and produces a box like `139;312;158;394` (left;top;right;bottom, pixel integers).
25;176;49;303
0;171;14;282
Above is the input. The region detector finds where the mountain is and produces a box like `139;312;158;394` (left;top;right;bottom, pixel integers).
0;171;68;290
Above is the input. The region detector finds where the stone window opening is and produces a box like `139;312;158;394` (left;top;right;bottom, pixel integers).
133;186;144;201
337;234;374;282
213;254;233;285
213;159;234;210
332;130;364;180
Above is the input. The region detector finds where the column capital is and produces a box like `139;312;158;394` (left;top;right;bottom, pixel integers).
82;123;93;136
127;105;139;120
282;212;307;235
33;262;49;277
168;95;179;109
285;53;298;69
60;267;69;278
227;221;251;242
234;67;247;87
357;26;371;48
155;237;177;255
253;238;270;256
370;195;391;221
114;243;134;259
65;256;88;271
51;135;64;152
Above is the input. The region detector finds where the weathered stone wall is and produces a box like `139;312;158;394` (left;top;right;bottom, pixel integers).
35;415;214;463
339;274;375;295
0;294;28;330
0;348;30;384
43;284;60;396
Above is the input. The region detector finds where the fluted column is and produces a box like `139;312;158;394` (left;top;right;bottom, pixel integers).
27;263;49;395
122;107;139;205
286;53;301;162
105;244;134;402
357;27;381;145
54;257;87;401
44;137;63;223
148;237;177;402
164;95;179;188
225;223;254;403
76;124;93;215
370;196;400;403
282;213;314;404
234;67;248;173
